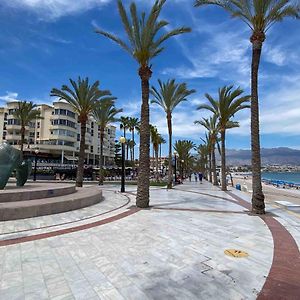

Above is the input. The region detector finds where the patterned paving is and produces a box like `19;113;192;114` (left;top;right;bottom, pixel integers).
0;181;299;299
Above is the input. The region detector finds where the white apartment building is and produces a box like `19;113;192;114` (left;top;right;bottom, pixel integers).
0;100;116;167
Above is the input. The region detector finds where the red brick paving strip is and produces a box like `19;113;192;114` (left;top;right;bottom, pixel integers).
0;207;140;247
226;191;300;299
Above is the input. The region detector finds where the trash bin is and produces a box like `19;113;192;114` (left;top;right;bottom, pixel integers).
236;184;241;191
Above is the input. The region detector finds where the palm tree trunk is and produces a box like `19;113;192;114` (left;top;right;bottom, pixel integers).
155;148;159;182
208;152;212;183
136;66;152;208
76;122;86;187
250;37;265;214
99;128;104;185
211;145;218;186
132;129;135;163
220;129;227;191
167;112;173;189
126;143;129;161
20;126;25;159
159;144;162;175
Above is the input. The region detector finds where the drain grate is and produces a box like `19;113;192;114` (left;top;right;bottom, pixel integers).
224;249;249;258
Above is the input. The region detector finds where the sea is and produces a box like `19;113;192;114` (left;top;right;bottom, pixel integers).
262;172;300;184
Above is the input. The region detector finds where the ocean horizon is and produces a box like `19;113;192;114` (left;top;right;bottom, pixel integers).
262;172;300;184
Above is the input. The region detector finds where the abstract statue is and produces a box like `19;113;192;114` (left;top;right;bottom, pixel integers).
0;143;32;189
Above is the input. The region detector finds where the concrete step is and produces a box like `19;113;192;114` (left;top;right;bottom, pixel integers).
275;201;300;212
0;183;76;202
0;187;103;221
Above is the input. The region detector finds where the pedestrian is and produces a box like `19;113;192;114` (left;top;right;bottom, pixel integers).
194;173;198;182
198;172;203;184
188;174;192;182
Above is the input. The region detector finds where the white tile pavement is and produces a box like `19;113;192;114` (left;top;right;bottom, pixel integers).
0;181;297;299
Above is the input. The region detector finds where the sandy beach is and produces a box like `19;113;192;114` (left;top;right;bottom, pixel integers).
232;175;300;206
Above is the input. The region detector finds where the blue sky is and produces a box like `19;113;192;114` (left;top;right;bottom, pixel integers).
0;0;300;156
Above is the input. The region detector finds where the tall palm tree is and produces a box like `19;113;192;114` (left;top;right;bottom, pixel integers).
127;117;139;163
93;99;122;185
197;144;209;178
151;79;196;189
200;133;213;183
127;139;136;162
150;125;161;182
198;85;250;191
158;135;166;174
195;114;219;185
174;140;195;179
96;0;191;208
13;101;41;157
194;0;300;213
50;77;113;187
119;116;129;139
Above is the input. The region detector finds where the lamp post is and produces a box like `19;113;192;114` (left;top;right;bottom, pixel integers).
119;136;126;193
181;159;184;180
174;151;177;185
33;149;39;181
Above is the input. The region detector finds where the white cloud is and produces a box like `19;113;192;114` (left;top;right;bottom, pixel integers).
264;46;287;66
2;0;111;20
0;92;19;102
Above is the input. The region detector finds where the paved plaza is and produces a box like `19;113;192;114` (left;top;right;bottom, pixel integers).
0;181;299;299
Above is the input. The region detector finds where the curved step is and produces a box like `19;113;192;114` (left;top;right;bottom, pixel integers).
0;183;76;202
0;187;103;221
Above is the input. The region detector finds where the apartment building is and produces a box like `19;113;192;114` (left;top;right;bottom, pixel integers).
0;100;116;167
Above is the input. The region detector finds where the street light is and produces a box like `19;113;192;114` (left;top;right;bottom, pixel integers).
174;151;177;185
33;149;39;181
119;136;126;193
181;159;184;179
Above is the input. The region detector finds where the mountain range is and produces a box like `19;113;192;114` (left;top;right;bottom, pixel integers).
219;147;300;166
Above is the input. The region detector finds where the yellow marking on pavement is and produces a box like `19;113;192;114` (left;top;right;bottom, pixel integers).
224;249;248;258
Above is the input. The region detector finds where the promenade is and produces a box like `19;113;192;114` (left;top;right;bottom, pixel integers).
0;181;299;299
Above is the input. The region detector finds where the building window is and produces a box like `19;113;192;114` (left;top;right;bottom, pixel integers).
77;134;80;142
52;119;76;128
37;122;40;128
91;129;94;137
37;132;40;138
7;119;20;125
90;146;93;153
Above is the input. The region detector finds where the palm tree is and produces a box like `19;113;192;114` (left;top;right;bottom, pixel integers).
197;144;209;178
197;85;250;191
13;101;42;157
50;77;113;187
95;0;191;208
119;116;129;139
194;0;300;213
195;114;219;185
174;140;195;179
158;135;166;174
151;79;196;189
200;133;213;183
93;99;122;185
150;125;161;182
127;117;140;163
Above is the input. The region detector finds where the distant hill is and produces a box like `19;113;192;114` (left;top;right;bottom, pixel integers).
218;147;300;166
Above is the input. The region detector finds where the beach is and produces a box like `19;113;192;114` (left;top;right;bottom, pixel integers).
232;175;300;206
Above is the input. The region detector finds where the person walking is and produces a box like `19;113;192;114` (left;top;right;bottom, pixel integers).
188;174;192;182
198;172;203;184
194;173;198;182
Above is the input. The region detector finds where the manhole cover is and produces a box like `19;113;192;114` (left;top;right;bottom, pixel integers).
224;249;249;258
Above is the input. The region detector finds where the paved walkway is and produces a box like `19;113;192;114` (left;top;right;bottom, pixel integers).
0;181;299;299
